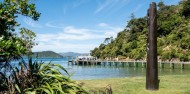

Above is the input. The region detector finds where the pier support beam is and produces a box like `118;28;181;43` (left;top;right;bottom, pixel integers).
128;62;132;67
170;63;174;69
115;62;118;67
161;63;164;68
82;60;84;66
109;62;111;66
72;60;74;65
159;62;164;68
144;63;146;68
142;62;144;68
122;62;125;67
146;2;159;90
181;63;184;69
76;60;79;65
134;62;138;67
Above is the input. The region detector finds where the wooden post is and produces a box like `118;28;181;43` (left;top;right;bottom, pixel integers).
170;63;174;69
122;62;125;67
144;62;146;68
77;60;79;65
72;60;74;65
128;62;130;67
160;62;164;68
161;63;164;68
136;62;138;67
92;61;94;66
134;62;138;67
68;56;70;65
146;2;159;90
181;63;184;69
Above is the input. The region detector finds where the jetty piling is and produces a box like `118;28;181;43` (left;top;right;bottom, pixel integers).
68;59;190;69
181;63;184;69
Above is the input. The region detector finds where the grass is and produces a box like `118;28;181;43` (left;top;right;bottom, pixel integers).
79;75;190;94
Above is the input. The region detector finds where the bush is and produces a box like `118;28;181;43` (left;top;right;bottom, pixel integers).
0;57;87;94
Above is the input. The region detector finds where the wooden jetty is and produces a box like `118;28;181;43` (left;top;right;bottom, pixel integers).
68;59;190;69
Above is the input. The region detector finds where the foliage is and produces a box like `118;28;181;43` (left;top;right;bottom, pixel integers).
0;0;40;63
91;1;190;61
0;58;87;94
0;27;38;62
181;0;190;18
0;1;88;94
0;35;27;62
19;28;38;55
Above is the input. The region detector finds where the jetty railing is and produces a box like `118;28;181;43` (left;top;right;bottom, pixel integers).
68;59;190;69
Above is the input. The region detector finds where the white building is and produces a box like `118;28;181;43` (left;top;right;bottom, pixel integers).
76;55;96;60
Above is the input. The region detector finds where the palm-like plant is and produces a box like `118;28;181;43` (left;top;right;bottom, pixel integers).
1;57;87;94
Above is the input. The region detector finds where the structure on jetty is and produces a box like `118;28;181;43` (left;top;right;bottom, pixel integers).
68;59;190;69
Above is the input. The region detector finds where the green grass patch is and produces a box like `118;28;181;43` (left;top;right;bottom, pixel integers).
79;75;190;94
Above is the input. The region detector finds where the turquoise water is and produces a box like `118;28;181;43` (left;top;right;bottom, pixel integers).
11;58;190;80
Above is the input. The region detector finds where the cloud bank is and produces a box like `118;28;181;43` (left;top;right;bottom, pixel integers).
33;22;123;53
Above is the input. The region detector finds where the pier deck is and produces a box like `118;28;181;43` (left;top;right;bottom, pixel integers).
68;60;190;69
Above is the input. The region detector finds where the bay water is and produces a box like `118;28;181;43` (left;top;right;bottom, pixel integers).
11;58;190;80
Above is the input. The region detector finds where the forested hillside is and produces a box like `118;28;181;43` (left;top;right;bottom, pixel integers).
59;52;89;57
32;51;63;58
91;1;190;61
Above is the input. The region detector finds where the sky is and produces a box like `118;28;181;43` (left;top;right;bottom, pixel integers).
17;0;180;53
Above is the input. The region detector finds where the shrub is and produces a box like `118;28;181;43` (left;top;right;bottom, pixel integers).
0;57;87;94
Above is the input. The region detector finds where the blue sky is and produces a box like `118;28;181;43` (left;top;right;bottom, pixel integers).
18;0;180;53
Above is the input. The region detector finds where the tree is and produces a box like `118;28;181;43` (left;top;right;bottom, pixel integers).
181;0;190;18
0;1;88;94
19;28;38;55
158;1;165;10
0;0;40;92
103;36;114;44
0;0;40;63
91;1;190;62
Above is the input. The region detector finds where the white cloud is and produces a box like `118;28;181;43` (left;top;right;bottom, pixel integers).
37;26;105;41
62;0;89;15
104;27;122;38
95;0;118;14
97;23;123;38
98;23;109;27
132;4;143;13
94;0;131;14
33;43;98;53
45;22;64;29
72;0;89;8
24;18;42;28
33;23;123;53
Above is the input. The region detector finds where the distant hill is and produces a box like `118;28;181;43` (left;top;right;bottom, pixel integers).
59;52;89;57
32;51;63;58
